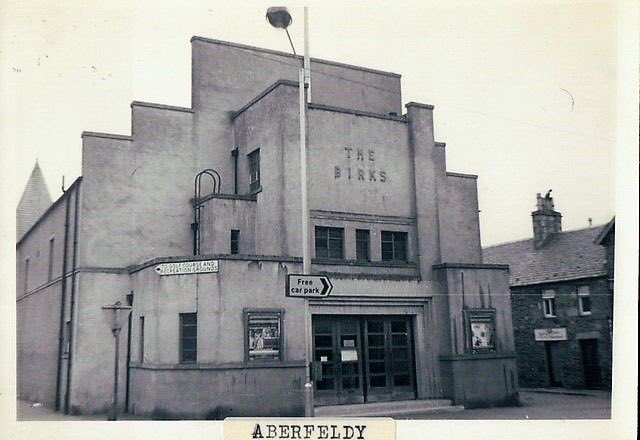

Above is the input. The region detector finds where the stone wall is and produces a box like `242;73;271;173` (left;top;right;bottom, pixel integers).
511;277;613;389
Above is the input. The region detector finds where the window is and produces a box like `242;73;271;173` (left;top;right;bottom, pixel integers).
542;290;556;318
179;313;197;363
248;149;260;192
356;229;370;262
315;226;344;259
139;316;145;362
245;310;283;361
63;320;71;354
230;229;240;255
381;231;408;262
48;237;55;281
578;286;592;315
24;258;30;293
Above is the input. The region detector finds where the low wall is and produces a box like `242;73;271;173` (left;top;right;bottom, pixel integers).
129;363;306;418
440;354;519;408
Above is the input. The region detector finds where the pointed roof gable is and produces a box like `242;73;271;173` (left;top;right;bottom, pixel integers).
16;162;52;241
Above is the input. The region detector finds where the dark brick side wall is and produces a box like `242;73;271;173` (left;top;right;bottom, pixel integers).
511;277;613;389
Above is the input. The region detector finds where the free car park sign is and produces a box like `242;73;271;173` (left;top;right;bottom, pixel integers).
286;274;333;298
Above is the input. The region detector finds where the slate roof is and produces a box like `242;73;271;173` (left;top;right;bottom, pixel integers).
483;226;607;287
17;162;52;241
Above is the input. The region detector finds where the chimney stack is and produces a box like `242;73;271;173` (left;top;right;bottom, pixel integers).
532;190;562;249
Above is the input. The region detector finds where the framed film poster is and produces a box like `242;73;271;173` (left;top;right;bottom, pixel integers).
465;308;497;353
244;309;283;361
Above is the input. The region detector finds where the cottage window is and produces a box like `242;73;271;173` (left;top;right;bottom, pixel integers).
315;226;344;259
578;285;592;315
355;229;370;262
542;290;556;318
248;149;260;192
245;309;283;361
381;231;407;262
230;229;240;255
179;313;197;363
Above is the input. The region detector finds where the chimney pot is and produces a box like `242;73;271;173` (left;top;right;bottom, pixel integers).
532;191;562;249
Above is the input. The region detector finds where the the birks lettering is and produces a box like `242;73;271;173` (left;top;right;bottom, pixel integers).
334;148;387;183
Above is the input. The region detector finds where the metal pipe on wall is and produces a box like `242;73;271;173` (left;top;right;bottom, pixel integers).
64;179;81;414
54;187;71;411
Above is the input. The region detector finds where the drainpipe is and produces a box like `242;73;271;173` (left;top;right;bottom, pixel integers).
231;146;239;194
54;188;71;411
64;181;81;413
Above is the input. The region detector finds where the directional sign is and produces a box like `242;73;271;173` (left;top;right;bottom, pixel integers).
286;274;333;298
155;260;219;276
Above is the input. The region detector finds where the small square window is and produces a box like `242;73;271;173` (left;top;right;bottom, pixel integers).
381;231;408;262
315;226;344;259
542;290;556;318
578;286;592;315
356;229;370;262
248;149;260;192
245;310;283;361
230;229;240;255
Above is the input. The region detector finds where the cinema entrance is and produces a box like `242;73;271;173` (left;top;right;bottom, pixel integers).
312;316;416;406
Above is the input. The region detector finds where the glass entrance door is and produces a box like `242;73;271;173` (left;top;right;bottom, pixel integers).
312;315;415;406
363;318;415;402
313;317;364;406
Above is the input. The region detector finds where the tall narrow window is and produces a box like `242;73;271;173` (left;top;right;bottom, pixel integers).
64;320;71;354
542;290;556;318
248;149;261;192
230;229;240;255
381;231;408;262
48;237;55;282
356;229;370;262
24;258;30;294
179;313;197;363
315;226;344;259
578;286;592;315
139;316;145;362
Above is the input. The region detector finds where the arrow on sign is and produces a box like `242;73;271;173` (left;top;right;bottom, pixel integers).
286;274;333;298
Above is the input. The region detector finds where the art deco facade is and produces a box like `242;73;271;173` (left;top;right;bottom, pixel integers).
17;37;518;417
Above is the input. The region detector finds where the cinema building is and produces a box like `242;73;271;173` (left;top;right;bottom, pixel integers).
16;37;518;417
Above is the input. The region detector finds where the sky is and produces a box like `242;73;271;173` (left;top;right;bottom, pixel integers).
0;0;623;246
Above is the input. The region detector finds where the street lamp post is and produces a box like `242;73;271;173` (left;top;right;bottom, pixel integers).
101;300;132;421
266;6;314;417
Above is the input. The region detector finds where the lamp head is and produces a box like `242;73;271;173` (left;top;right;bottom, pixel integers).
102;300;132;332
266;7;292;29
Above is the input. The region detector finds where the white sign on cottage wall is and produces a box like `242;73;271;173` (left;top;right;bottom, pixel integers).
155;260;219;276
534;328;568;341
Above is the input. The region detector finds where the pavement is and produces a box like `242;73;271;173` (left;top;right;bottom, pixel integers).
16;389;611;421
16;400;146;421
400;389;611;420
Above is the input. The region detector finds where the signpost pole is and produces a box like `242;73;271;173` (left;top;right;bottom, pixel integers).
300;6;314;418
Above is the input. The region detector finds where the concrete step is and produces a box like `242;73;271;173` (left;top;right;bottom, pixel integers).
314;399;464;418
